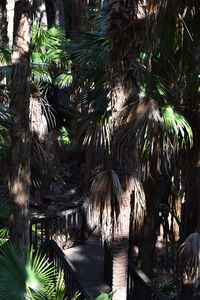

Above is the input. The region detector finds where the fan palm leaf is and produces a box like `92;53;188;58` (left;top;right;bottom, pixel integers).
0;243;72;300
90;170;123;241
0;46;11;64
179;233;200;284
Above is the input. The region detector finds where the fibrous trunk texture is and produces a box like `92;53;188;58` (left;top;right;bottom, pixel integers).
9;0;32;248
112;188;131;300
108;1;145;299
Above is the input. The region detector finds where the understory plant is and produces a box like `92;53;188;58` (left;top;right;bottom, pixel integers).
0;242;79;300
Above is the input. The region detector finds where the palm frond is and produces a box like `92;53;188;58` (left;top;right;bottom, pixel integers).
112;98;162;171
179;233;200;284
90;170;123;241
54;73;73;88
31;137;62;189
113;98;193;176
0;46;11;64
131;177;146;229
162;105;193;150
26;250;55;299
0;243;27;299
0;243;69;300
31;67;52;84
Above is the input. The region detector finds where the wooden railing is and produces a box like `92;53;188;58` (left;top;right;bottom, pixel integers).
40;239;89;300
104;242;168;300
127;260;168;300
30;206;168;300
30;204;88;250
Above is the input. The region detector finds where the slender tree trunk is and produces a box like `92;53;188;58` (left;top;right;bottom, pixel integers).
112;189;131;300
71;0;88;30
139;179;158;279
33;0;47;27
45;0;65;28
9;0;32;248
0;0;7;45
108;1;146;299
6;0;15;48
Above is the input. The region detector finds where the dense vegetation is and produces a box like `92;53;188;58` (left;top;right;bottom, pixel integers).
0;0;200;299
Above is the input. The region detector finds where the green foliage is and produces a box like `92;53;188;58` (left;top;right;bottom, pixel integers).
0;197;9;246
0;243;78;300
68;31;110;151
55;73;73;88
156;276;176;297
58;127;71;145
0;46;11;64
31;22;72;88
95;293;112;300
162;106;193;150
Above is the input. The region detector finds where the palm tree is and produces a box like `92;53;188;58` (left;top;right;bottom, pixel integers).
87;1;194;299
90;1;147;299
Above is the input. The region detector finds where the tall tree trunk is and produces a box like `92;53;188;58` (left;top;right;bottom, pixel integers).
108;1;146;299
6;0;15;48
9;0;32;248
139;179;158;279
45;0;65;28
0;0;7;45
71;0;88;30
112;188;131;300
33;0;47;27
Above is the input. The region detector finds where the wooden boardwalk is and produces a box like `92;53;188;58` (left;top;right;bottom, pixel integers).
64;232;110;299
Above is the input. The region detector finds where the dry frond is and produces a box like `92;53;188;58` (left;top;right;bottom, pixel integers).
131;177;146;229
90;170;123;241
112;97;163;172
179;233;200;284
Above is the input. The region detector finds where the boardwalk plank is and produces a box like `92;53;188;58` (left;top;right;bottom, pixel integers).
64;232;110;299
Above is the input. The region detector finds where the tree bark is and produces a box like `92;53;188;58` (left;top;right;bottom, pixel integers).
112;189;131;300
0;0;7;45
45;0;65;28
9;0;32;248
71;0;88;30
108;1;146;299
139;179;158;279
6;0;15;48
33;0;47;27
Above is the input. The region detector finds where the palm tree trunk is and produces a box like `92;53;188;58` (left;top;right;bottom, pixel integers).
108;1;146;299
9;0;32;248
112;188;131;300
139;179;158;279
